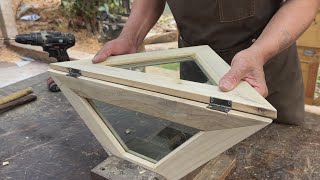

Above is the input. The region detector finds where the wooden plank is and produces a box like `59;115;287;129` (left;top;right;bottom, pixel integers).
51;76;125;157
49;69;271;131
142;31;178;45
153;124;268;179
181;153;235;180
194;48;276;119
0;0;18;40
50;59;276;118
144;42;178;52
68;45;275;117
193;154;235;180
95;46;198;67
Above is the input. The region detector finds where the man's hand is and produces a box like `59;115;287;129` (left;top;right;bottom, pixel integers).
218;0;319;97
92;0;166;64
219;47;268;97
92;36;138;64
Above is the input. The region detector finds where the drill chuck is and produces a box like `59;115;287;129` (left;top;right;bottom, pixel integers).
15;33;43;45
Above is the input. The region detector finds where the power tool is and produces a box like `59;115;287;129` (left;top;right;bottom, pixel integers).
1;31;76;92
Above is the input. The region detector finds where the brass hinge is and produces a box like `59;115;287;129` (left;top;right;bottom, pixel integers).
207;97;232;113
67;68;81;78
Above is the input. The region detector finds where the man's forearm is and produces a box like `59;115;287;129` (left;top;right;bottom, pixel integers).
251;0;320;64
120;0;166;47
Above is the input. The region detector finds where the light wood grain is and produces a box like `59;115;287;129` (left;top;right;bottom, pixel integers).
50;62;276;119
51;76;124;157
49;45;274;180
50;46;276;118
181;153;235;180
51;69;271;179
193;154;236;180
153;124;268;179
52;74;163;170
0;0;18;39
49;69;271;131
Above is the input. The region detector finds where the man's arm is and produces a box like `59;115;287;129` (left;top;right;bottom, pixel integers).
219;0;320;97
92;0;166;63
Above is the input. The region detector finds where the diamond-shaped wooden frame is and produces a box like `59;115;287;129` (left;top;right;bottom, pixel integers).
49;45;275;180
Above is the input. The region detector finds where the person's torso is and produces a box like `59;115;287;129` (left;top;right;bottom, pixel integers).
167;0;282;55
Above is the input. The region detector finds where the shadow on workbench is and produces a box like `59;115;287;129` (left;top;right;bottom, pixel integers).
1;73;320;180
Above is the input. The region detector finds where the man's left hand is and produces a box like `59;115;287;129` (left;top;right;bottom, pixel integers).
218;47;269;97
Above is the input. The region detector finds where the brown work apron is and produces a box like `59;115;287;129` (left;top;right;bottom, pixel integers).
167;0;305;125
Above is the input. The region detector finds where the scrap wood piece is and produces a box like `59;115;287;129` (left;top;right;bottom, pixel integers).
0;93;37;114
143;31;178;45
0;87;33;105
181;153;236;180
194;154;236;180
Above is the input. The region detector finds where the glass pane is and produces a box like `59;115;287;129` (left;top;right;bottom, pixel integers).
88;99;200;163
122;57;216;85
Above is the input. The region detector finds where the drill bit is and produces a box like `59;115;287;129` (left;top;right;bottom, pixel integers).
0;37;15;41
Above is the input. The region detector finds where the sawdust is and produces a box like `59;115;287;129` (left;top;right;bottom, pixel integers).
0;46;21;62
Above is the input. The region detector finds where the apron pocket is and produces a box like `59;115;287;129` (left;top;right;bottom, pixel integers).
218;0;255;22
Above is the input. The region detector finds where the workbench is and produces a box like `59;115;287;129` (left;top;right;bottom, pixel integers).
1;73;320;179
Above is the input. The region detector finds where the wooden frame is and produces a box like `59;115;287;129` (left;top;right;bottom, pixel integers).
50;46;276;118
49;46;274;180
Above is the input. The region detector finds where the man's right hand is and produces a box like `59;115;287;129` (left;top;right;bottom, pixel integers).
92;36;138;64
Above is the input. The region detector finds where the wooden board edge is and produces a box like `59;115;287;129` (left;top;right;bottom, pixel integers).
193;154;236;180
49;69;271;131
49;63;276;119
0;0;18;39
154;124;269;180
50;75;125;156
194;46;277;119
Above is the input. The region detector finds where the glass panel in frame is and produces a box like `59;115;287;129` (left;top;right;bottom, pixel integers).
119;57;216;85
88;99;200;163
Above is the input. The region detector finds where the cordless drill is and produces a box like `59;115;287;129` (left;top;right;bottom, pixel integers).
2;31;76;92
